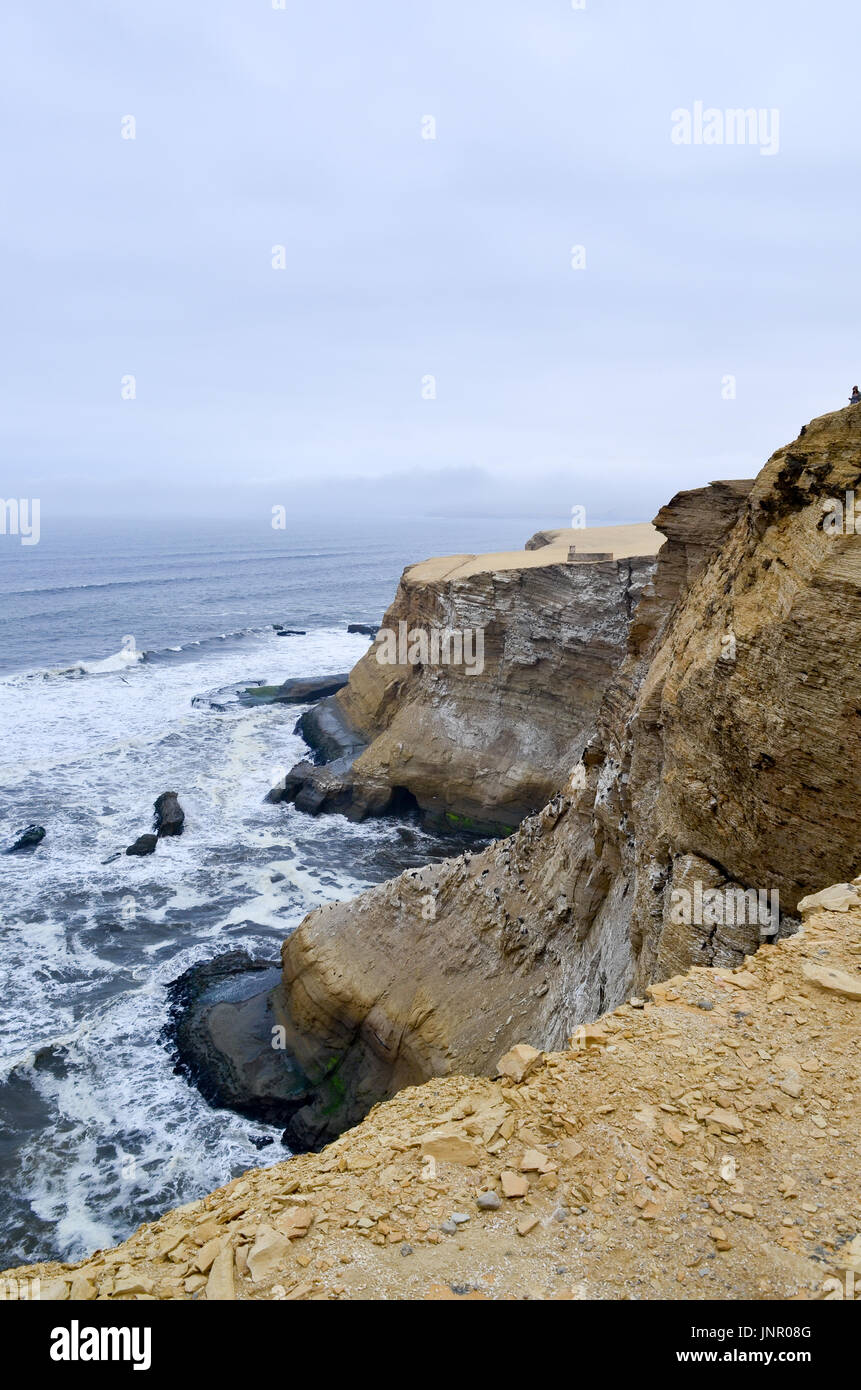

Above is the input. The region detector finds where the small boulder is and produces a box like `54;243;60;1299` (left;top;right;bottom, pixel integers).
802;962;861;1000
275;1207;313;1240
496;1042;543;1083
797;882;861;914
126;834;158;856
154;791;185;838
113;1276;154;1296
205;1247;236;1301
419;1129;482;1166
69;1274;97;1301
247;1226;291;1284
705;1106;745;1134
5;825;46;854
501;1171;529;1199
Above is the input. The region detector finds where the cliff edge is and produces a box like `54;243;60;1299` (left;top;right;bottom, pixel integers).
273;408;860;1148
270;524;660;834
5;884;858;1300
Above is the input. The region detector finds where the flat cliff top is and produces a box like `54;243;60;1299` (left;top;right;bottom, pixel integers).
8;883;859;1301
405;522;662;584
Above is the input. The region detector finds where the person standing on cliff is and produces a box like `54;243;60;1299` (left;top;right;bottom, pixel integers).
850;385;861;404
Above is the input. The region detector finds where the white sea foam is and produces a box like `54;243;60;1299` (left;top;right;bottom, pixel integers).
0;624;391;1262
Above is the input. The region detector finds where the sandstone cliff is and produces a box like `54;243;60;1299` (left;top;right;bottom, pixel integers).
6;884;859;1300
272;408;861;1147
271;529;658;834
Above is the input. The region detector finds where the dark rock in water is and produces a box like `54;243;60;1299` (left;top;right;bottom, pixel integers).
162;950;316;1136
191;680;268;711
294;695;367;764
274;628;306;637
266;696;369;808
5;825;46;854
154;791;184;838
126;834;158;856
192;673;348;712
347;622;378;637
268;673;349;704
267;756;364;816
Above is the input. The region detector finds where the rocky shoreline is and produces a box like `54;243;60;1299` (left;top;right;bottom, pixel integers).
5;406;859;1300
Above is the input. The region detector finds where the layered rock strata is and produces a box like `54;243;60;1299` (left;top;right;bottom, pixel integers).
268;408;861;1146
271;531;659;834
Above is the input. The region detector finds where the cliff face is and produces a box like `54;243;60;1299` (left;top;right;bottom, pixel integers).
274;407;861;1147
5;415;860;1302
272;542;657;834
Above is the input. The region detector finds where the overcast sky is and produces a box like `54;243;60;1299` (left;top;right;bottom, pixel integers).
1;0;858;522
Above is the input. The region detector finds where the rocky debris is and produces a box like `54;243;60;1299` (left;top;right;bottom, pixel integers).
798;883;861;915
496;1044;543;1083
347;623;378;637
125;834;157;857
419;1132;483;1166
4;825;46;853
802;963;861;1000
501;1171;530;1198
274;628;307;637
154;791;185;838
247;1227;291;1283
205;1247;235;1300
8;889;857;1302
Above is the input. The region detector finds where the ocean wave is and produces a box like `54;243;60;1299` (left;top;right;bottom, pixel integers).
0;627;284;685
2;645;145;684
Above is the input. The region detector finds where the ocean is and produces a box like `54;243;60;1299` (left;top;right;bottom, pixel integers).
0;514;530;1267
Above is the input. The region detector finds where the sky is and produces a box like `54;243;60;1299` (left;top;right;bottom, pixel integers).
1;0;859;523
